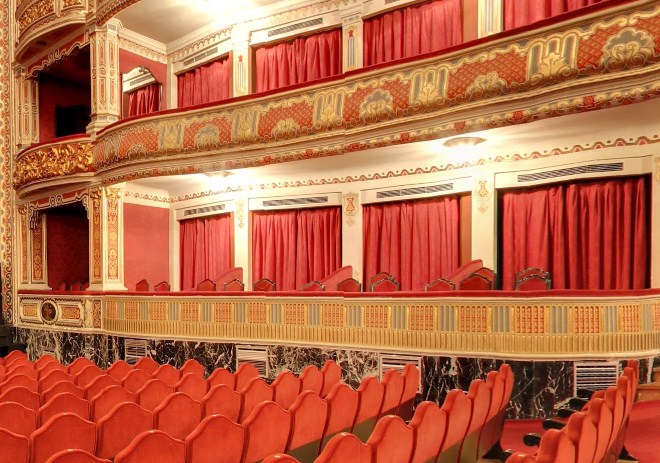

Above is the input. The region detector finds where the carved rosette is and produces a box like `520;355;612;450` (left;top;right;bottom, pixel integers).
14;142;95;189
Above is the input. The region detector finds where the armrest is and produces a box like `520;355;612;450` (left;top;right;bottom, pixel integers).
523;433;541;447
542;418;567;430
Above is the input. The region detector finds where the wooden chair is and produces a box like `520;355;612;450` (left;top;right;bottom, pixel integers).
321;383;359;452
369;273;400;292
242;401;291;463
135;279;149;292
29;413;96;463
153;392;202;440
0;401;37;436
201;384;242;421
366;415;415;463
253;278;276;291
45;449;111;463
514;267;551;290
301;280;325;291
287;391;328;462
180;359;205;377
96;402;153;460
460;270;495;290
222;279;245;291
425;277;455;292
195;279;216;291
37;392;89;426
0;428;29;463
184;415;244;463
336;277;361;292
154;281;170;292
113;430;185;463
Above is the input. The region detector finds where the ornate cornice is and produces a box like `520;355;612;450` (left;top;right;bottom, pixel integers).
14;141;95;189
26;31;88;76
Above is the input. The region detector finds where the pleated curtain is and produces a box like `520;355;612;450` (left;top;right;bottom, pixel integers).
504;0;614;30
127;83;161;117
177;57;232;108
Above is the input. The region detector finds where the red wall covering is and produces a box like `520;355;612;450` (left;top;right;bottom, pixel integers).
46;211;89;289
38;74;91;142
119;49;168;110
123;203;170;291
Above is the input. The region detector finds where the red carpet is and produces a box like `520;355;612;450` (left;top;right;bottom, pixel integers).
500;401;660;462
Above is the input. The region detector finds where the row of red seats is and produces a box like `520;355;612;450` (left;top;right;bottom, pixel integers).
505;361;638;463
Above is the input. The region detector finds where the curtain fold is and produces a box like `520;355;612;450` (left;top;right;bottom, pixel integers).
127;83;161;117
500;176;648;290
177;57;232;108
255;29;342;93
179;214;233;290
363;0;462;67
504;0;612;30
363;196;460;291
252;208;341;290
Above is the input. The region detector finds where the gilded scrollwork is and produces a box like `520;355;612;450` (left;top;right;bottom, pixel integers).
600;27;655;72
14;142;95;189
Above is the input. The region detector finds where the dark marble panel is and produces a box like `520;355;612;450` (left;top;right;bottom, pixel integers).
335;349;379;389
183;341;235;376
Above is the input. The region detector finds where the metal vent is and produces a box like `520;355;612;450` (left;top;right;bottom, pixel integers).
262;196;329;207
129;74;155;88
236;345;268;377
268;18;323;37
517;163;623;183
574;360;619;394
376;183;454;199
183;47;220;67
183;204;226;218
124;339;149;365
379;353;422;392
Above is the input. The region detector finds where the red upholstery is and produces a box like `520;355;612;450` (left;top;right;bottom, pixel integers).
272;370;301;409
234;363;259;391
175;373;208;401
240;377;274;422
67;358;95;377
0;386;40;410
6;357;31;371
154;281;171;292
536;428;576;463
39;369;74;393
409;401;447;463
213;267;244;288
604;386;625;451
133;357;159;375
425;277;455;291
45;449;111;463
505;454;536;463
500;363;515;406
201;384;242;421
96;402;153;459
287;391;328;462
8;365;37;380
370;277;400;292
70;282;82;291
515;268;551;290
0;428;29;463
85;374;120;400
137;379;175;411
588;398;613;462
122;369;151;393
301;280;326;291
460;379;492;462
195;279;216;291
135;279;149;291
37;392;89;426
262;455;301;463
184;415;244;463
315;433;371;463
0;374;38;393
222;279;245;291
113;430;185;463
320;360;342;397
353;376;384;442
29;413;96;463
180;359;205;377
0;401;37;435
106;360;133;381
300;365;323;394
366;415;414;463
5;351;28;364
74;365;103;388
152;364;181;387
253;278;276;291
41;381;84;404
37;362;67;380
207;367;235;390
399;363;420;421
242;401;291;463
336;277;361;292
460;272;494;290
564;412;597;463
321;383;359;452
440;390;472;451
154;392;202;440
380;369;404;417
448;259;484;284
89;384;136;421
319;266;352;290
34;355;58;371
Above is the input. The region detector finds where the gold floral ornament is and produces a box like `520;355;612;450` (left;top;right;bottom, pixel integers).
271;118;301;140
466;71;508;100
600;28;655;72
359;89;394;123
14;142;95;189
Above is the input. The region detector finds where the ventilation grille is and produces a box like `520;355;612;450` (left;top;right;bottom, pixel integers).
183;47;220;67
517;163;623;183
262;196;329;208
384;0;403;4
574;360;619;394
376;183;454;199
41;348;57;359
183;204;226;218
124;339;149;365
236;345;268;377
379;353;422;392
129;74;155;88
268;18;323;37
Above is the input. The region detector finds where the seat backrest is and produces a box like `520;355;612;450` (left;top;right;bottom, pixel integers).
588;398;613;462
353;376;384;441
180;359;205;377
460;272;494;290
234;363;259;391
536;428;576;463
440;389;472;451
222;279;245;291
133;357;159;375
370;276;400;292
5;350;29;363
366;415;414;463
44;449;111;463
122;369;151;393
113;430;185;463
0;428;29;463
500;363;515;408
466;379;491;433
106;360;133;381
29;413;96;463
272;370;301;409
425;277;455;292
154;392;202;440
152;364;181;387
175;373;208;402
195;279;216;291
96;402;153;460
39;369;74;393
89;384;136;421
485;371;505;420
321;383;359;452
184;415;244;463
207;367;235;390
240;377;274;422
336;277;361;292
0;401;37;436
37;362;67;380
287;391;328;459
8;365;37;380
315;433;371;463
85;374;120;400
41;381;84;404
201;384;243;421
242;401;291;463
604;386;625;450
37;392;89;427
135;279;149;291
253;278;276;291
0;386;40;410
380;369;405;417
504;453;536;463
400;363;420;421
299;365;323;394
34;355;58;371
74;364;103;388
154;281;171;292
320;361;342;397
564;412;597;463
515;268;551;290
212;267;244;287
301;280;326;291
409;401;447;463
67;358;95;377
137;379;175;411
262;455;301;463
0;374;38;393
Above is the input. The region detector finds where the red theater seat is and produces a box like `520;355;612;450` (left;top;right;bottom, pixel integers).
315;433;371;463
154;281;171;292
201;384;242;421
195;279;216;291
367;415;414;463
536;428;576;463
37;392;89;426
301;280;325;291
242;401;291;463
8;365;37;380
74;365;103;388
34;355;58;371
135;279;149;292
240;377;274;422
336;277;361;292
353;376;385;442
369;273;400;292
122;369;151;393
137;379;175;411
234;363;259;392
0;428;29;463
41;381;84;405
45;449;111;463
409;401;447;463
36;362;67;380
380;369;404;417
207;367;235;390
564;412;597;463
299;365;323;395
113;430;185;463
262;455;301;463
222;278;245;291
425;277;455;291
133;357;159;375
0;401;37;436
287;391;328;462
460;271;495;290
180;359;205;377
106;360;133;381
272;370;301;409
514;267;551;290
437;389;472;463
460;379;492;462
175;373;208;402
39;369;73;393
320;360;342;397
89;384;136;421
67;358;95;377
0;386;40;410
152;364;181;387
184;415;244;463
85;374;119;400
0;374;37;393
253;278;276;291
96;402;153;460
29;413;96;463
154;392;202;440
321;383;358;452
399;363;420;421
505;454;536;463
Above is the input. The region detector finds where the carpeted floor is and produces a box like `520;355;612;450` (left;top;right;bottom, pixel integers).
500;400;660;463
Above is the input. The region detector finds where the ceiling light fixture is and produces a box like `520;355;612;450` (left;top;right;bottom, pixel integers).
443;136;486;148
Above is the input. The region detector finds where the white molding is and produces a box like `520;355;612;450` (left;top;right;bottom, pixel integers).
478;0;503;38
118;27;167;61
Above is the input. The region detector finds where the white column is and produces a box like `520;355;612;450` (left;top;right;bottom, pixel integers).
14;67;39;150
471;173;497;270
233;198;250;287
478;0;503;38
342;192;363;282
88;20;121;133
341;5;363;73
232;28;251;97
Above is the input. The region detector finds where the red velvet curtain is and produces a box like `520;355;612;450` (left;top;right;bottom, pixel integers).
500;176;648;290
504;0;612;30
255;29;342;93
252;208;341;290
177;57;231;108
363;196;460;291
363;0;462;67
180;214;233;290
127;83;161;117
